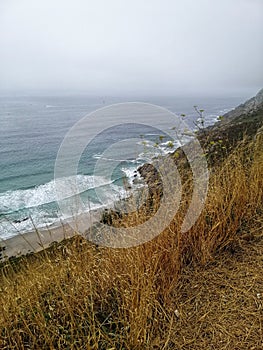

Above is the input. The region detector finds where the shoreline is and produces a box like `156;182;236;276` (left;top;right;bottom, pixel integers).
2;92;260;262
0;208;103;260
0;179;149;261
0;137;202;260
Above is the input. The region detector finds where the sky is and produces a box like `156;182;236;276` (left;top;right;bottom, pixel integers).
0;0;262;96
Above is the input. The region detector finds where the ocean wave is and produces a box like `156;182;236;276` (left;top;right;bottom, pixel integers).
0;174;113;214
121;168;145;195
0;197;107;240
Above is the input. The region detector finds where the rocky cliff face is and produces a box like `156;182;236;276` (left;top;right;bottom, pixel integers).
139;88;263;187
220;88;263;123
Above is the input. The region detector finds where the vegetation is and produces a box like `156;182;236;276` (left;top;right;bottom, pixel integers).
0;127;262;348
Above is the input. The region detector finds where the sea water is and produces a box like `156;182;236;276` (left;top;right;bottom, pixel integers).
0;94;244;239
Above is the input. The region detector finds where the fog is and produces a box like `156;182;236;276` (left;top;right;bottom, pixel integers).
0;0;262;96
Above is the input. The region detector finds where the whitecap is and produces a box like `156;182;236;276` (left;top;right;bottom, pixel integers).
0;175;113;213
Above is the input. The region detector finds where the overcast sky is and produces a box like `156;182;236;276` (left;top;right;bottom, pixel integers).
0;0;262;96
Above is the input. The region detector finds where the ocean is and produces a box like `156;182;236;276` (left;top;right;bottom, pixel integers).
0;94;244;239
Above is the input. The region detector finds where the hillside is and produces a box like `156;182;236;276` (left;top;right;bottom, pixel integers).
0;91;262;349
200;88;263;161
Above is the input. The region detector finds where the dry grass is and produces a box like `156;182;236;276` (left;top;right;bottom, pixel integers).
0;133;262;349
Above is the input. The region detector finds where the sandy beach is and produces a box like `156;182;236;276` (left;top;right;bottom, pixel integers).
0;208;103;260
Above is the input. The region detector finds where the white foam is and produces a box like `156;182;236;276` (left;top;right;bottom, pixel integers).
92;154;135;162
0;197;105;240
121;167;138;181
0;175;112;213
0;209;57;239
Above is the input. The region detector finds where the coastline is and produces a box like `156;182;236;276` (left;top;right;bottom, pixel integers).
0;208;103;260
1;89;262;261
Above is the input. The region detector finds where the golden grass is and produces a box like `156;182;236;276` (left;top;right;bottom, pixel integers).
0;134;262;349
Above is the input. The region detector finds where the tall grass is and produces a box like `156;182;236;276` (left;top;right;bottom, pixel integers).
0;134;262;349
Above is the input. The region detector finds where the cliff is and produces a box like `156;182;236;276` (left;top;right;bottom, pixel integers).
222;88;263;122
138;88;263;189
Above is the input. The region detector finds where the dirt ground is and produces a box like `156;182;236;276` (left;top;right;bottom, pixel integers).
168;233;263;349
